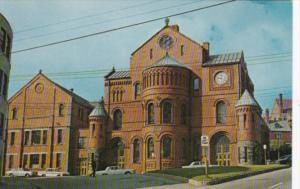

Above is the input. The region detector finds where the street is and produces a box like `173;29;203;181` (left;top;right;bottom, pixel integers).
0;168;291;189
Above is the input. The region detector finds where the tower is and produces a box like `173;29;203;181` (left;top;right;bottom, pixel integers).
88;97;107;170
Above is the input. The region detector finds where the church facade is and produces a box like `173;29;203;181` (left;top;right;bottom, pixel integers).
87;20;269;173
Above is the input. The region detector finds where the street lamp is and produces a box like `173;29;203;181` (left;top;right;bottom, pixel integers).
263;144;267;165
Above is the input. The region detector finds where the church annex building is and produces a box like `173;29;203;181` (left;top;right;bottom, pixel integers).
4;20;269;175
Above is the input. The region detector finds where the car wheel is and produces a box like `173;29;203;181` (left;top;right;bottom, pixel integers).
25;174;30;177
9;173;14;177
125;172;131;175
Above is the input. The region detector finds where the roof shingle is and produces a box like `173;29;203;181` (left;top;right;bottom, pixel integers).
204;51;243;66
106;71;130;80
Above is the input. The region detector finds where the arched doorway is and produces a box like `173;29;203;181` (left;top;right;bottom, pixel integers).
210;133;230;166
111;137;125;168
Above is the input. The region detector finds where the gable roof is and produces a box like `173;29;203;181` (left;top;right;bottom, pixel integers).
235;89;260;108
268;120;292;132
203;51;243;66
9;72;93;108
105;70;130;80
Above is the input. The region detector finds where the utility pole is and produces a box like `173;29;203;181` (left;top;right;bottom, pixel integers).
277;133;280;161
263;144;267;165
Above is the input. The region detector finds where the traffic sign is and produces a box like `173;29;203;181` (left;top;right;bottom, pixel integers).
201;135;209;146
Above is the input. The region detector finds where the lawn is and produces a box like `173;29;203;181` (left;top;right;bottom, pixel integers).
149;164;288;183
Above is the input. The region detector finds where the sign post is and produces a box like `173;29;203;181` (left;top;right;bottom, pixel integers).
201;135;209;176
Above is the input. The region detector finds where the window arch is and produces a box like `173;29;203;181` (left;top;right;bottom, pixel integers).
133;139;140;163
147;137;155;159
58;104;64;116
113;109;122;130
162;101;172;123
162;136;172;159
148;103;155;124
12;108;17;120
181;104;187;124
216;101;226;124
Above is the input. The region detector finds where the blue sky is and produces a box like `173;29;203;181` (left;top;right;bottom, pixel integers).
0;0;292;111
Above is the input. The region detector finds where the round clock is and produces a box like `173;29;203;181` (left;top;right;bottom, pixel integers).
159;35;173;50
214;72;228;85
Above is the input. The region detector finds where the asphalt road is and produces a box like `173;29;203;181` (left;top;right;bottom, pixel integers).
0;168;291;189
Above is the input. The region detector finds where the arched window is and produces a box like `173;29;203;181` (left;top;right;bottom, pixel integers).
181;104;187;124
162;136;172;159
147;137;155;159
113;109;122;130
162;101;172;123
133;139;140;163
12;108;17;120
216;101;226;124
148;103;155;124
58;104;64;116
134;83;141;98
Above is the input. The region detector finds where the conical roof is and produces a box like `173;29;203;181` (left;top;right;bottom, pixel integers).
89;98;107;117
147;54;187;69
235;89;259;107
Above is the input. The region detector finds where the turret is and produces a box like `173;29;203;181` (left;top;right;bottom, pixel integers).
88;97;107;170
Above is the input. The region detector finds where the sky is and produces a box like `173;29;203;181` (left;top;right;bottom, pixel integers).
0;0;292;111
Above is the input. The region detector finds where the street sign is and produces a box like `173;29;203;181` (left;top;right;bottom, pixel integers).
201;135;209;146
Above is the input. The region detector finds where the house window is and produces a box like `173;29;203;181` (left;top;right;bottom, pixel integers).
24;131;30;145
78;137;86;149
113;109;122;130
133;139;140;163
30;154;39;167
162;101;172;124
42;130;47;145
134;83;141;98
148;103;155;124
244;114;247;128
10;132;15;145
238;147;241;164
162;136;172;159
32;130;41;145
193;78;199;90
41;154;46;168
244;147;248;163
57;129;63;144
92;124;95;136
147;137;154;159
58;104;64;116
23;154;28;168
12;108;17;120
181;104;187;124
8;155;13;168
216;101;225;124
56;153;62;168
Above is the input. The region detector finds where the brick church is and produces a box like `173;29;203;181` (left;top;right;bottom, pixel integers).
4;19;269;175
88;19;269;173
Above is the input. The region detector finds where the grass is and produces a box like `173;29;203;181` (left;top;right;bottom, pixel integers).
149;164;288;183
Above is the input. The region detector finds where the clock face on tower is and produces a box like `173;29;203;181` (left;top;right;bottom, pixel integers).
159;35;173;50
214;71;228;85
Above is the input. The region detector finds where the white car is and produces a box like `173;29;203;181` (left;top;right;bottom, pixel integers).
182;161;219;168
6;168;35;177
96;166;135;175
37;168;70;177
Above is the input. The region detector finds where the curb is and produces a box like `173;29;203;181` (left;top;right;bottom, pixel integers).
143;173;189;183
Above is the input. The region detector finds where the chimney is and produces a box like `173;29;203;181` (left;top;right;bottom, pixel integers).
203;42;210;62
279;93;283;120
265;108;270;123
70;88;74;93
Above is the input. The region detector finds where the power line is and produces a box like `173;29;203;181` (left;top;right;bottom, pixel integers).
11;0;237;54
13;0;206;43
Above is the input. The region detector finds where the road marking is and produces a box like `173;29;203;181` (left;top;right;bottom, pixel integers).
268;182;283;189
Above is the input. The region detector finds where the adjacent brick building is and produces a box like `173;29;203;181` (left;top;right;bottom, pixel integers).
4;72;93;175
0;13;13;175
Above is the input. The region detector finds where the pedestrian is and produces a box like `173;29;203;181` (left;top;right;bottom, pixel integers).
91;160;96;178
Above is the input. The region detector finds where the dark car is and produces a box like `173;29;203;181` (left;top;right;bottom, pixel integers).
276;154;292;165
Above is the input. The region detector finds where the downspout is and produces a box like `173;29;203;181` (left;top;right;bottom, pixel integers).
19;86;28;167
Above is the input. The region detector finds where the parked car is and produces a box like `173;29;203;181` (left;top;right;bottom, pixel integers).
96;166;135;175
38;168;70;177
182;161;219;168
6;168;35;177
276;154;292;165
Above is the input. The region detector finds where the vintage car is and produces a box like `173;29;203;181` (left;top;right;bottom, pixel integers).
6;168;35;177
37;168;70;177
96;166;135;175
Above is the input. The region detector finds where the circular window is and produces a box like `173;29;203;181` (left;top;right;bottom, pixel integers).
159;35;174;50
35;83;44;93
